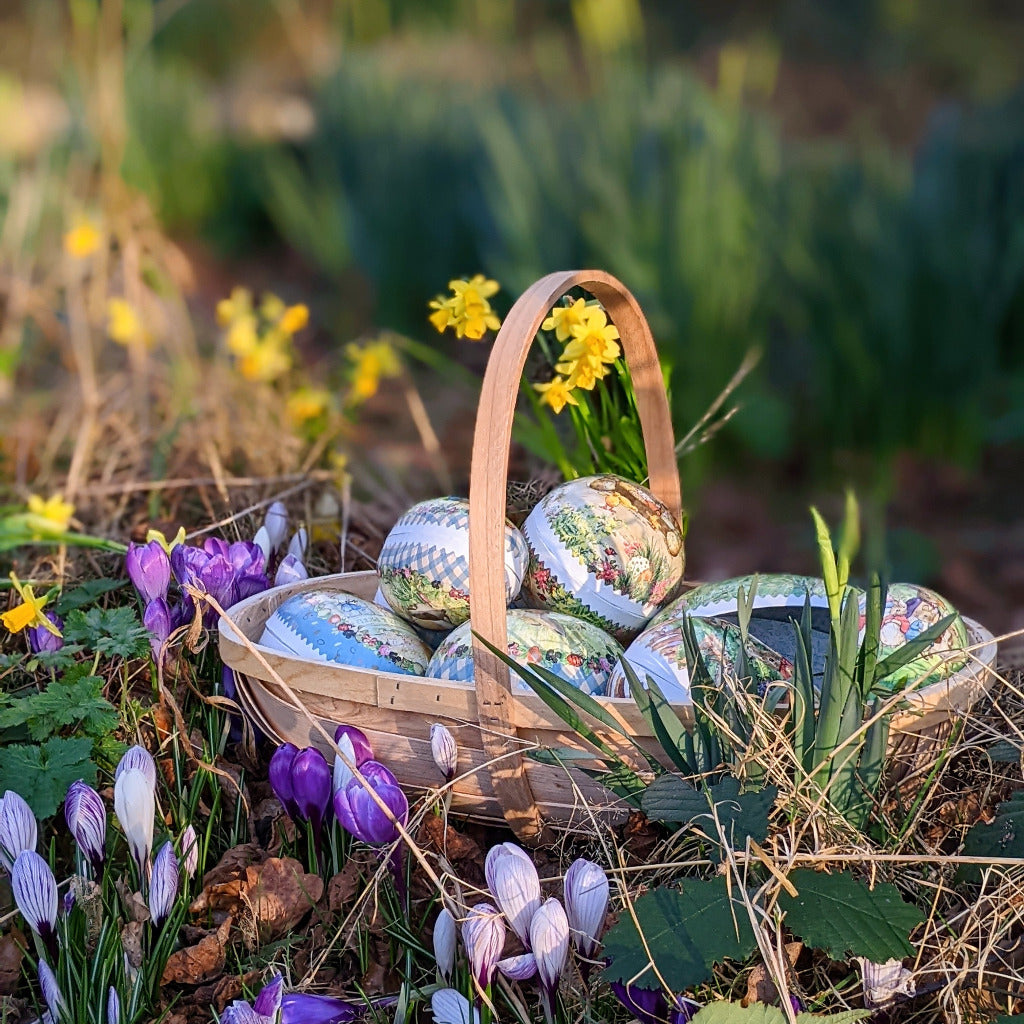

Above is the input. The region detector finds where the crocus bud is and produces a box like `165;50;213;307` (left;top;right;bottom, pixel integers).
126;541;171;604
38;958;66;1020
65;780;106;878
12;850;58;961
333;761;408;846
291;747;332;840
144;598;174;660
430;723;458;781
287;528;307;562
335;724;373;763
149;841;179;928
275;554;308;587
253;526;273;564
114;768;155;883
484;842;541;949
62;888;76;915
107;986;121;1024
332;724;373;794
0;789;37;871
180;824;199;879
531;898;569;1024
430;988;480;1024
563;857;609;958
115;745;158;790
28;612;64;654
497;953;537;980
254;973;284;1018
462;902;505;991
264;502;289;552
269;742;301;820
433;907;457;980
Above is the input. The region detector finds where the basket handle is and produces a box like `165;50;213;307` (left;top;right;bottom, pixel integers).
468;269;682;843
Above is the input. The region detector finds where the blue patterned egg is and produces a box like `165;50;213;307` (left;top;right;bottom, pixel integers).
377;497;529;631
260;591;432;675
521;475;686;644
426;609;623;696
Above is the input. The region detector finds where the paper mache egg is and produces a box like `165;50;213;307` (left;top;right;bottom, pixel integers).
426;608;624;696
863;582;969;693
377;497;529;631
521;474;686;644
261;590;432;675
608;615;794;702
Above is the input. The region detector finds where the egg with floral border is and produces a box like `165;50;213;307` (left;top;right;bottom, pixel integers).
426;609;623;696
609;615;794;703
377;497;529;631
521;474;686;644
261;591;432;675
862;582;969;693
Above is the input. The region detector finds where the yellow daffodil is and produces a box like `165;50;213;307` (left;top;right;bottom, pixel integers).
428;297;454;334
239;339;292;383
216;287;253;327
63;217;103;259
345;340;401;402
428;275;501;340
533;377;579;415
542;298;590;342
26;493;74;535
146;526;186;553
259;292;286;322
278;304;309;335
561;307;621;366
2;572;60;636
287;387;330;425
225;314;259;357
557;354;608;391
107;298;152;348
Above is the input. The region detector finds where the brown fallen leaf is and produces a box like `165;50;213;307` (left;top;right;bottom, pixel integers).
122;921;146;970
417;812;482;863
201;842;266;889
0;930;26;996
161;917;233;986
194;969;261;1011
243;857;324;943
328;862;363;914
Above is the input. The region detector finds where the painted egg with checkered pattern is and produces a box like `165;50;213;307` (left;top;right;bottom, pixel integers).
521;475;686;644
377;497;529;631
260;591;432;674
425;608;623;695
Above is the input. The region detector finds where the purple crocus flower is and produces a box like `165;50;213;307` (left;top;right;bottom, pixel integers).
274;553;308;587
11;849;58;961
335;724;373;765
610;982;668;1024
462;902;505;992
564;858;609;958
671;996;701;1023
38;958;66;1020
531;899;569;1024
264;502;289;552
143;598;174;661
149;841;179;928
228;541;269;600
28;612;64;654
485;843;540;949
0;789;37;871
332;724;374;793
170;543;207;590
254;974;284;1018
107;986;121;1024
333;761;408;846
126;540;171;604
269;743;301;820
222;973;397;1024
291;747;333;841
65;780;106;877
116;745;158;789
180;824;199;879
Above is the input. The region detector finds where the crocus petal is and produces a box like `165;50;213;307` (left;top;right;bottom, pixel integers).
275;554;308;587
113;768;155;882
115;746;157;790
670;996;702;1023
65;780;106;877
433;907;457;980
149;841;179;927
107;986;120;1024
279;992;366;1024
333;733;357;794
220;1000;266;1024
462;902;505;990
11;850;57;954
857;957;916;1009
334;761;407;846
144;598;174;660
564;857;609;958
269;742;300;819
430;988;480;1024
287;528;307;561
430;723;458;781
38;959;66;1019
484;842;541;948
0;790;37;871
180;824;199;879
334;724;373;764
530;898;569;995
253;526;273;564
610;982;666;1024
126;541;171;604
497;953;538;981
254;973;284;1017
28;612;64;653
290;747;332;838
264;502;289;551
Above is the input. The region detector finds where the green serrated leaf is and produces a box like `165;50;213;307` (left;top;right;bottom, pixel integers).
63;605;152;660
0;671;117;743
0;737;96;818
601;878;757;990
958;788;1024;882
689;1003;870;1024
778;869;924;961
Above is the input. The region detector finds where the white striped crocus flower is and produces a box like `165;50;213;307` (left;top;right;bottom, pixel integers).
563;857;609;958
113;768;155;884
430;988;480;1024
430;723;458;782
107;986;120;1024
0;790;37;871
38;958;66;1021
180;824;199;880
65;780;106;878
149;842;179;928
115;745;158;790
433;907;457;981
12;850;58;961
530;898;570;1024
461;903;505;993
484;842;541;950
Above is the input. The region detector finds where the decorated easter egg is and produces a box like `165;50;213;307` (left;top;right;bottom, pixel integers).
426;609;623;696
260;591;432;675
862;582;969;692
521;474;686;644
377;497;529;631
608;615;794;702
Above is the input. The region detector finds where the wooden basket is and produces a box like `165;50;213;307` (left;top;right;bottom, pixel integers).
218;270;1000;843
